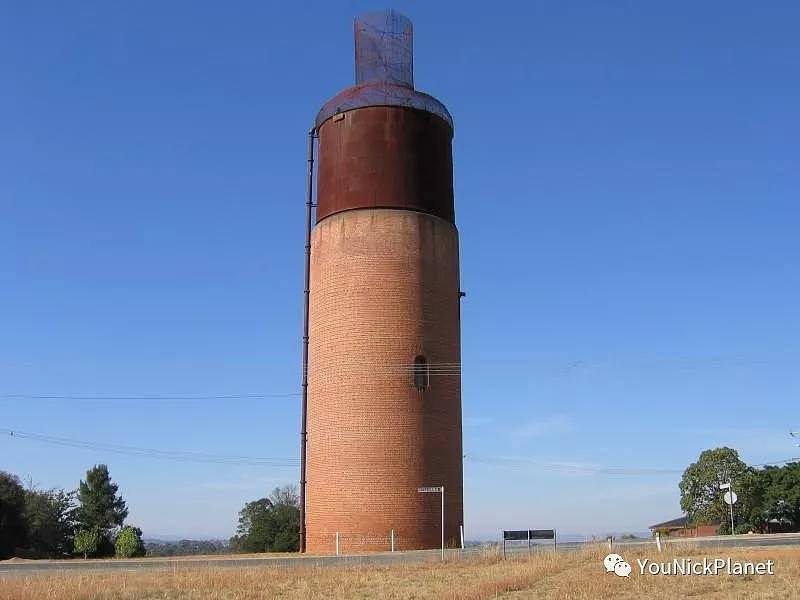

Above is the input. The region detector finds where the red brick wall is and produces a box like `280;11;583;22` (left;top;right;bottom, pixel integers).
306;208;463;553
694;524;720;537
664;524;720;537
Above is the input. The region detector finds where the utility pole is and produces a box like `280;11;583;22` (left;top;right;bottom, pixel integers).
728;484;735;535
720;482;736;535
441;484;445;560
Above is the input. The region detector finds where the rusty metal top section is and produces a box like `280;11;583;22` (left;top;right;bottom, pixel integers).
315;83;452;131
315;106;454;224
315;10;453;131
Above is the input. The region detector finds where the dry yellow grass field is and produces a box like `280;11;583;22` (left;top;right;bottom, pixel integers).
1;544;798;599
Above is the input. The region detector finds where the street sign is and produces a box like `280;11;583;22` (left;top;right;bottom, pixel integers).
719;483;731;490
530;529;556;540
503;530;556;541
502;529;557;557
418;486;442;493
724;491;738;505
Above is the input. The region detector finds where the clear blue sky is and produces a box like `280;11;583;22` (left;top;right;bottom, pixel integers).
2;1;798;540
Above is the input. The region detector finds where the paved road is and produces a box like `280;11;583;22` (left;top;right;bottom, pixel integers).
503;532;800;555
615;532;800;550
0;548;456;576
644;532;800;549
2;533;799;576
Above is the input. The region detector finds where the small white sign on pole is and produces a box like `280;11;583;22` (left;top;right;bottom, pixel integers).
417;485;445;560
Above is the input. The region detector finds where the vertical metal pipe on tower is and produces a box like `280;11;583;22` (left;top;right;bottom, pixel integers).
299;128;316;553
304;10;463;554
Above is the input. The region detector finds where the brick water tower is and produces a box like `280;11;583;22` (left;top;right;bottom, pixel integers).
299;10;463;554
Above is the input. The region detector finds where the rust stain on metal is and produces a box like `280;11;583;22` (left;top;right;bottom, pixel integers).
316;106;454;224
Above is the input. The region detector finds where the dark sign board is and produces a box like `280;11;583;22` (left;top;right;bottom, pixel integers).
530;529;555;540
503;529;555;541
502;528;557;558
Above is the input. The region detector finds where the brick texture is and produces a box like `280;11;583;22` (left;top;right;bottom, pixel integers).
306;208;463;554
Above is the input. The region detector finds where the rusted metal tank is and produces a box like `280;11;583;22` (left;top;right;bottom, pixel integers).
316;107;454;223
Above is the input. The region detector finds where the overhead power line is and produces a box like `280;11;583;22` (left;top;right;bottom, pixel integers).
464;454;684;475
0;393;300;401
0;365;469;402
6;427;797;476
1;429;299;467
464;454;800;476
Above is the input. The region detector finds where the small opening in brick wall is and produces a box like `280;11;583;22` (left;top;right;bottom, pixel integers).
413;355;429;391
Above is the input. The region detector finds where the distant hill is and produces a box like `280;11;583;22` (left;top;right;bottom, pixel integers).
470;531;652;543
144;539;229;557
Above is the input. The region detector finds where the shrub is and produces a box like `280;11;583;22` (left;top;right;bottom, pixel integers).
74;527;100;558
115;525;145;558
74;527;113;558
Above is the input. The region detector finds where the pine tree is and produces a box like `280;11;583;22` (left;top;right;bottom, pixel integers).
75;464;128;534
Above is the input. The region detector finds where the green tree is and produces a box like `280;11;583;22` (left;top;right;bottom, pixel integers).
728;468;765;534
230;485;299;553
270;502;301;551
76;464;128;534
74;527;102;559
0;471;29;559
758;462;800;530
679;447;761;533
231;497;273;552
23;488;77;558
115;525;146;558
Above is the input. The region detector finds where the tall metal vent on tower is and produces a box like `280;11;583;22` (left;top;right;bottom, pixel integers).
355;10;413;87
315;11;451;130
